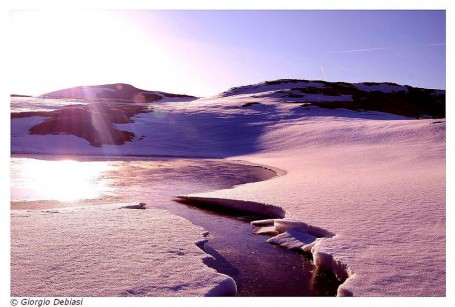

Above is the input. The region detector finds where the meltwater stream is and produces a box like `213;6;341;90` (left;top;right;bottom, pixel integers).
11;155;341;296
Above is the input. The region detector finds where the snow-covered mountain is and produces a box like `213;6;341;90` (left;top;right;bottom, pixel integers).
40;83;198;103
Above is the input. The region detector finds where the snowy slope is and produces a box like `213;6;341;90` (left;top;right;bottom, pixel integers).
187;114;445;296
11;205;236;296
216;79;326;97
10;80;446;296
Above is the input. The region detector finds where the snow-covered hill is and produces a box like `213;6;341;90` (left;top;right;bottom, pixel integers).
40;83;198;103
216;79;445;119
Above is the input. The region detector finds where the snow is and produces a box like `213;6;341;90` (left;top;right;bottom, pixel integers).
41;87;116;99
11;206;236;296
216;80;325;98
159;96;198;103
299;94;352;102
11;97;92;112
273;219;335;237
10;88;446;296
186;114;445;296
176;196;286;218
12;116;96;154
266;230;317;250
38;86;197;103
253;225;278;235
245;90;353;102
354;83;409;93
77;87;116;98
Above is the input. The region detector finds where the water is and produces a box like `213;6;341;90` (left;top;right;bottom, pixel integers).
172;205;341;296
11;155;341;296
11;154;273;208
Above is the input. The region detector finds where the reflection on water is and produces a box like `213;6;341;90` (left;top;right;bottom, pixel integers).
11;155;274;207
11;158;114;202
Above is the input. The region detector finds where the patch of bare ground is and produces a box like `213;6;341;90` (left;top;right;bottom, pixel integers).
12;103;151;147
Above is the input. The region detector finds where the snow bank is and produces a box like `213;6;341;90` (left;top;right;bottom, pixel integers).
251;218;352;293
273;219;335;237
174;195;353;291
175;196;286;219
266;229;317;250
11;206;236;297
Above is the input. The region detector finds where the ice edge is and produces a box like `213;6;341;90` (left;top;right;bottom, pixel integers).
176;196;354;297
193;232;238;297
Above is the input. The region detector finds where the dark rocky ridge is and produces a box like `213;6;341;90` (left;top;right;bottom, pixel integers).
225;79;445;119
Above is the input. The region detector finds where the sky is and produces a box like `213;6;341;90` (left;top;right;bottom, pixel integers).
10;10;446;97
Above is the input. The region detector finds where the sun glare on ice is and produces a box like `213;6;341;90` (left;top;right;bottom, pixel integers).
14;159;113;202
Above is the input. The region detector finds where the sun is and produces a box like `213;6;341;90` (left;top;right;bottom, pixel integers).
10;10;164;96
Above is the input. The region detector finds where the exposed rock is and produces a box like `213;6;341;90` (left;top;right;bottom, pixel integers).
24;103;151;147
220;79;445;118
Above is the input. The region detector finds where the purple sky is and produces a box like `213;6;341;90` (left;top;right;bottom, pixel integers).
11;10;445;96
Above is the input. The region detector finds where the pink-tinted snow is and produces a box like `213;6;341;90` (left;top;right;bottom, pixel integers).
11;206;236;296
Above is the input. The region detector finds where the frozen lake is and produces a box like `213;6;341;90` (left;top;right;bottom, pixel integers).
11;154;274;208
11;155;341;296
